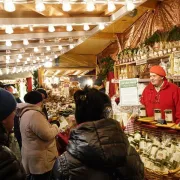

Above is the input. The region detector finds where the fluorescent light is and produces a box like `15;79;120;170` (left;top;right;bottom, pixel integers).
84;24;90;31
4;0;15;12
35;0;45;12
66;24;73;32
62;0;71;11
44;61;52;68
48;25;55;32
5;25;13;34
86;0;95;11
6;40;12;47
107;0;116;12
23;39;29;45
99;23;105;30
126;0;135;11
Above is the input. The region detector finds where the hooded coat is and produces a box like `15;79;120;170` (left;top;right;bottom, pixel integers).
0;123;26;180
53;119;144;180
17;103;59;175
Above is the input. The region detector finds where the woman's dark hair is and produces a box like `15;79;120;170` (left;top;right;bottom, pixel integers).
73;86;112;124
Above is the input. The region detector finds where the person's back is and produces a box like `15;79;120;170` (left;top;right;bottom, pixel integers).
53;87;144;180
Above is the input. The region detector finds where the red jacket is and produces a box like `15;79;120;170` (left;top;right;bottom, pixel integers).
140;79;180;124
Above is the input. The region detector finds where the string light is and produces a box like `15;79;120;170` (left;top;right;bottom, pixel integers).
86;0;95;11
6;55;10;60
6;40;12;47
3;0;15;12
18;54;23;59
62;0;71;11
58;45;63;50
37;57;40;61
5;25;13;34
46;46;51;51
35;0;45;12
126;0;135;11
23;39;29;45
16;59;20;62
84;24;90;31
107;0;116;12
29;25;34;32
48;25;55;32
66;24;73;32
27;57;30;61
34;47;39;52
69;44;74;49
99;23;105;30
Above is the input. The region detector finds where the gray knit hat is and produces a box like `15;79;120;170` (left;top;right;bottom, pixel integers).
0;88;17;121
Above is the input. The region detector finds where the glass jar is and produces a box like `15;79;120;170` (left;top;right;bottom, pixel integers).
139;106;146;117
149;145;158;160
139;138;146;151
154;109;162;121
156;147;167;162
164;109;173;123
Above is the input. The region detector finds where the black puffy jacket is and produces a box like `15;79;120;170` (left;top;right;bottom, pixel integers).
0;123;26;180
53;119;144;180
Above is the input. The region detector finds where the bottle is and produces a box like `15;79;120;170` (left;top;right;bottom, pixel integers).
139;105;146;118
154;109;162;121
164;109;173;123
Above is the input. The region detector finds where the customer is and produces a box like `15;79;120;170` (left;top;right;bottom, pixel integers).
141;65;180;124
37;88;48;119
0;88;26;180
17;91;59;180
53;86;144;180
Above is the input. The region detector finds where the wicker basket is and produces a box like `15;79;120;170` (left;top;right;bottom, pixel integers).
145;167;180;180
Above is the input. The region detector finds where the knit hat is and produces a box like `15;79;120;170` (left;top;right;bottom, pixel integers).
150;65;166;77
24;91;43;104
0;88;16;121
36;88;47;99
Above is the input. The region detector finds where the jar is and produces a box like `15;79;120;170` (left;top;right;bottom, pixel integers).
139;138;146;151
164;109;173;123
154;109;162;121
139;106;146;117
149;145;158;159
156;148;167;161
134;131;141;142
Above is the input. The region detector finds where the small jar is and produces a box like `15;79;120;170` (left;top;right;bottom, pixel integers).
154;109;162;121
156;147;166;161
149;145;158;160
164;109;173;123
139;106;146;117
134;131;141;142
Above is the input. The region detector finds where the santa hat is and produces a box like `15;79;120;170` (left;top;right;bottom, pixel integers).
150;65;166;77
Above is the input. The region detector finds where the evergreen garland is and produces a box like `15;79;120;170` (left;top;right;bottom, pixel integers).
33;70;39;89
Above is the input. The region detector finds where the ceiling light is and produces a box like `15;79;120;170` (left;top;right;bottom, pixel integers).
62;0;71;11
16;59;20;62
34;47;39;52
35;0;45;12
44;61;52;68
86;0;95;11
4;0;15;12
5;25;13;34
126;0;135;11
6;40;12;47
48;25;55;32
58;45;63;50
18;54;22;59
66;24;73;32
27;57;30;61
107;0;116;12
99;23;105;30
84;24;90;31
23;39;29;45
46;46;51;51
29;25;34;32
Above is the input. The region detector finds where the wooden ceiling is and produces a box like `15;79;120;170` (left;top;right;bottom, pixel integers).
0;0;158;77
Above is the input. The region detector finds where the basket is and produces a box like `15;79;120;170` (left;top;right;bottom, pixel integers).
145;167;180;180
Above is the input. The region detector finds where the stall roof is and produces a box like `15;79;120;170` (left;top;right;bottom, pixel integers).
0;0;157;77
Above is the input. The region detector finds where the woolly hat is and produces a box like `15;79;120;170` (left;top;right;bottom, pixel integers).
36;88;47;99
24;91;43;104
150;65;166;77
0;88;16;121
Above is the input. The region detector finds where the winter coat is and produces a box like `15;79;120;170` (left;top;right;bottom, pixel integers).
53;118;144;180
17;103;59;175
0;123;26;180
140;79;180;124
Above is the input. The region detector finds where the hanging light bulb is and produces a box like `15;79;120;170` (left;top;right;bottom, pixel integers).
18;54;22;59
42;59;44;62
84;24;90;31
46;56;49;60
27;57;30;61
33;60;36;63
69;44;74;49
37;57;40;61
126;0;135;11
23;39;29;45
34;47;39;52
66;24;73;32
54;54;58;58
62;0;71;11
58;45;63;50
107;0;116;12
86;0;95;11
6;59;9;64
35;0;45;12
16;59;20;62
24;61;27;65
48;25;55;32
46;46;51;51
6;55;10;60
99;23;105;30
29;25;34;32
6;40;12;47
5;25;13;34
3;0;16;12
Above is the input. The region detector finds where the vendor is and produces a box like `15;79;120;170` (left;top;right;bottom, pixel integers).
140;65;180;124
